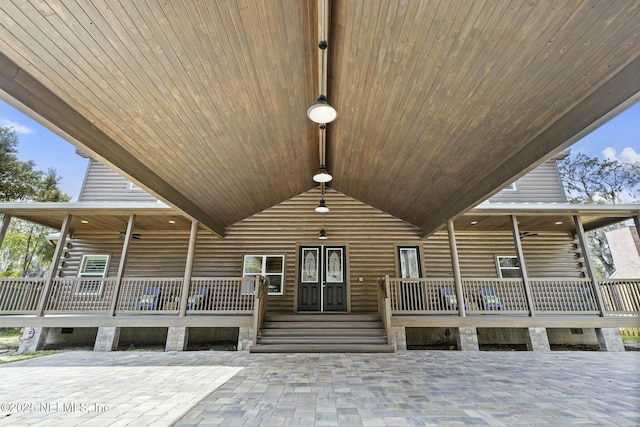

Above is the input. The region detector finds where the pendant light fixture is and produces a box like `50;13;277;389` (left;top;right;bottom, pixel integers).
315;183;330;213
319;213;328;240
313;164;332;183
307;0;336;124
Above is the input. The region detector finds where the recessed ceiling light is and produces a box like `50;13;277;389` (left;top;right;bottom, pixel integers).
470;221;478;225
80;220;89;224
168;220;176;224
555;221;563;225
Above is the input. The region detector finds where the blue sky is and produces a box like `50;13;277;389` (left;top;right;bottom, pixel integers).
1;99;639;201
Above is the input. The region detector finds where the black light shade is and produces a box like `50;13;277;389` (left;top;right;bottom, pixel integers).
318;229;328;240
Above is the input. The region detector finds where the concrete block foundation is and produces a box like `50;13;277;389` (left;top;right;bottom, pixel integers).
17;327;49;354
165;327;189;351
525;327;551;351
94;327;121;352
596;328;625;352
457;327;479;351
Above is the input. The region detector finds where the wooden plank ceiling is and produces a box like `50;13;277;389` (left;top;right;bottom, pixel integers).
0;1;639;237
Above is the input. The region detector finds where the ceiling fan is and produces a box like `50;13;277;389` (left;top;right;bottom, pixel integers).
519;231;539;239
119;231;141;240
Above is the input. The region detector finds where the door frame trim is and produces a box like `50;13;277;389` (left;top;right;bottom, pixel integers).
293;242;351;313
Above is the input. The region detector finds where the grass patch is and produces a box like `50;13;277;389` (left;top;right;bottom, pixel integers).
0;350;60;365
622;335;640;343
0;329;21;350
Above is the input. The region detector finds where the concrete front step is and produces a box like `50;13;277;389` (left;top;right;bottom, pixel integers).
257;336;389;345
264;313;382;322
250;343;395;353
253;312;392;353
261;321;384;329
260;328;387;337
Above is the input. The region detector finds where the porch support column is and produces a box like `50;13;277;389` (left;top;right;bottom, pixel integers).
457;327;479;351
110;214;136;315
447;221;465;316
509;215;535;317
36;214;72;316
179;220;199;316
573;215;606;317
595;328;625;352
634;215;640;239
0;213;12;248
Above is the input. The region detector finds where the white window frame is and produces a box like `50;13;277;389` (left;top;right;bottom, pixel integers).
503;182;517;191
128;181;141;190
76;254;110;295
495;255;522;278
242;255;285;295
397;246;422;278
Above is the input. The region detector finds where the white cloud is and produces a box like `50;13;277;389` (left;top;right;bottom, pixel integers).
619;147;640;163
601;146;640;163
602;146;617;161
1;119;33;134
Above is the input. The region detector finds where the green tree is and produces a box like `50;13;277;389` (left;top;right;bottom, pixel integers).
558;152;640;278
559;152;639;204
0;127;70;277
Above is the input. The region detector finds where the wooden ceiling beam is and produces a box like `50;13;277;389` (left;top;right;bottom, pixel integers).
0;51;226;237
420;54;640;238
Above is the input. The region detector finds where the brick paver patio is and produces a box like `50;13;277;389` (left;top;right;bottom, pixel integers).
0;351;638;426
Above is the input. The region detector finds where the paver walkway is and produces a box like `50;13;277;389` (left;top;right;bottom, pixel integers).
0;351;638;426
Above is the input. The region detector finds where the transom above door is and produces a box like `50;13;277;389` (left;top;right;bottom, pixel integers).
298;246;347;312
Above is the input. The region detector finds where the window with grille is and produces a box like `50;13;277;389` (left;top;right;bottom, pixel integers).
77;254;109;295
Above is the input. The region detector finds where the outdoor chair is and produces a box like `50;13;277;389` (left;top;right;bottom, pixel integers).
478;287;505;311
440;287;468;311
134;287;161;311
187;287;208;310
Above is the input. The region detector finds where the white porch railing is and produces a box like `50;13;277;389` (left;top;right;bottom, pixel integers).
0;278;44;314
115;278;185;313
45;278;117;313
529;279;598;314
600;279;640;315
186;277;256;313
388;278;457;314
386;277;640;317
462;278;529;314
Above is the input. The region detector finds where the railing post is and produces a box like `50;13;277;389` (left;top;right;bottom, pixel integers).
37;214;72;316
179;221;199;316
510;215;536;317
573;215;606;316
447;221;466;317
0;213;12;248
110;214;135;315
252;276;265;346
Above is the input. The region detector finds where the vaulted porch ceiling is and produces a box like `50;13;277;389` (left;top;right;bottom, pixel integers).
0;1;639;238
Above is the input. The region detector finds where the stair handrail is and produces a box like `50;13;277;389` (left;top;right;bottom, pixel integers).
378;275;393;347
251;275;269;347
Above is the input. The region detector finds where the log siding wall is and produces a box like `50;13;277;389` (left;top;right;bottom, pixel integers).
488;161;566;203
59;188;585;313
78;160;159;203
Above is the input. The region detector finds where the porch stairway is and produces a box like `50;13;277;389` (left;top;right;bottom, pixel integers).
250;313;395;353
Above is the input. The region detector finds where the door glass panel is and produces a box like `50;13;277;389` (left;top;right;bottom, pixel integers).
399;247;420;278
326;249;343;283
302;249;319;282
